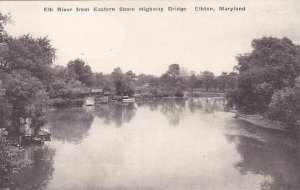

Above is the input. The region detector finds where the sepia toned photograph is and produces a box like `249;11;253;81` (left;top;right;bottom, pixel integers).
0;0;300;189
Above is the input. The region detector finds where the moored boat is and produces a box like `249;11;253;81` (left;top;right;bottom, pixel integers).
85;97;95;106
122;96;135;103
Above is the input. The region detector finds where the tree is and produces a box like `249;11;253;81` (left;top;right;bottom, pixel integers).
188;74;198;92
124;70;136;81
111;67;134;96
227;72;238;90
232;37;300;113
0;12;11;70
111;67;124;95
0;12;11;42
4;71;49;133
0;135;29;188
231;37;300;113
0;92;11;128
216;72;228;92
4;35;56;83
166;64;181;86
268;76;300;123
201;71;215;92
67;59;93;87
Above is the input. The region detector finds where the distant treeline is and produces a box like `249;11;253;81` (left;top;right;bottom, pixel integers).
1;11;300;133
0;12;238;133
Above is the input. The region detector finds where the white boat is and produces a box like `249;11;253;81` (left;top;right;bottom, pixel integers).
122;96;135;103
85;97;95;106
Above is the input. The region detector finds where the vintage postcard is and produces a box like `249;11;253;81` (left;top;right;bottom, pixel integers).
0;0;300;190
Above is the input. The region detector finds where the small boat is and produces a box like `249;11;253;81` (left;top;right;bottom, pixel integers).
33;136;44;144
85;97;95;106
122;96;135;103
37;129;51;141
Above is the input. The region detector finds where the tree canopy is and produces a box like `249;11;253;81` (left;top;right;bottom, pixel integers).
67;59;93;87
229;36;300;122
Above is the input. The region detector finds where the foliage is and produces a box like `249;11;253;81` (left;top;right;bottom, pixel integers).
4;35;56;83
0;135;29;188
268;77;300;123
93;72;114;90
166;64;181;82
4;71;49;132
230;37;300;114
67;59;93;87
111;67;134;96
0;12;11;42
0;12;11;71
0;94;12;128
268;87;298;123
201;71;215;92
48;66;87;99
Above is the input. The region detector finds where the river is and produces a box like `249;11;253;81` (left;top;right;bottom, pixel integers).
11;98;300;190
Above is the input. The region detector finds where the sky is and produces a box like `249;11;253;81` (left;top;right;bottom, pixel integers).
0;0;300;76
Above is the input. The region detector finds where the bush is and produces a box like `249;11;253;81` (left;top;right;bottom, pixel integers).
268;87;299;123
174;90;184;97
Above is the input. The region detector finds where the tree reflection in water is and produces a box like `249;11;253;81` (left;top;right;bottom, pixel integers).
159;99;186;126
187;97;225;114
8;98;300;190
94;103;136;127
226;123;300;190
48;108;94;144
11;145;55;190
136;98;225;126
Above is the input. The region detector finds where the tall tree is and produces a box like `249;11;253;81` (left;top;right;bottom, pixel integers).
0;12;11;70
166;64;181;85
111;67;134;96
4;35;56;83
201;71;215;92
4;71;49;132
67;59;93;87
232;37;300;113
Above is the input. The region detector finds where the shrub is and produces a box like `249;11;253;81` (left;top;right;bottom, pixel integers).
174;90;184;97
268;87;299;123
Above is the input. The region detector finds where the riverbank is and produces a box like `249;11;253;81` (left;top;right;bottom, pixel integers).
231;111;295;132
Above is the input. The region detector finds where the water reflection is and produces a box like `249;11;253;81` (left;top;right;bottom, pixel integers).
94;103;136;127
48;108;94;143
188;97;226;114
225;121;300;190
15;98;300;190
12;145;55;190
137;98;225;125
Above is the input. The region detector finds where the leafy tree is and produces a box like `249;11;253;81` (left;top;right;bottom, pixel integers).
4;35;56;83
111;67;124;95
268;76;300;123
111;67;134;96
0;12;11;41
48;65;87;99
0;12;11;70
216;72;228;92
67;59;93;87
188;74;198;92
201;71;215;92
93;72;115;90
227;72;238;90
4;71;49;133
166;64;181;86
231;37;300;113
0;135;29;188
135;74;155;86
124;70;136;81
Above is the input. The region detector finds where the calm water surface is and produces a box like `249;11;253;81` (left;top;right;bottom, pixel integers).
13;98;300;190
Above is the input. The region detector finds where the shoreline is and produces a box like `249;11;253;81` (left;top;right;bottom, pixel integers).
230;110;295;132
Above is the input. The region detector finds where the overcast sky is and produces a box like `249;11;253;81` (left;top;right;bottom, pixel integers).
0;0;300;75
